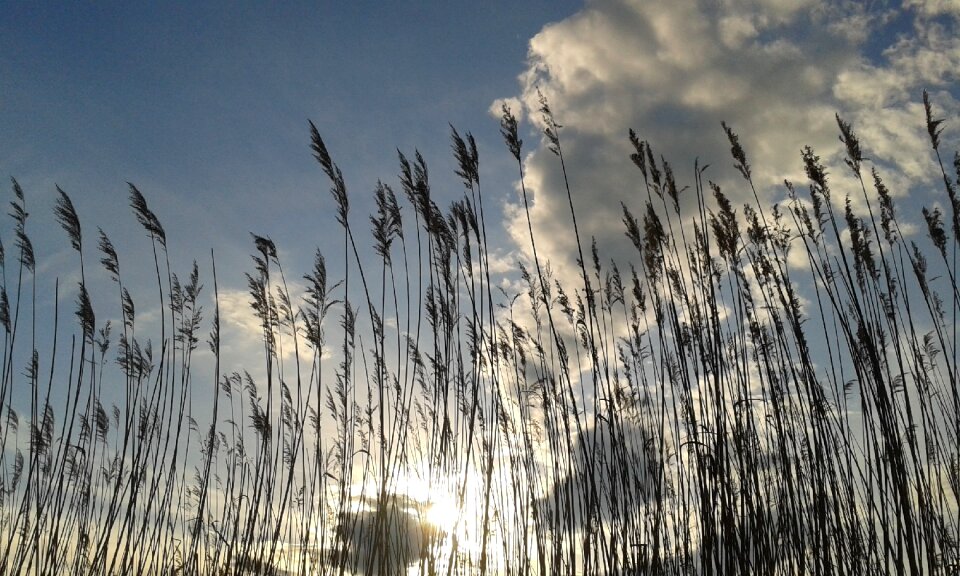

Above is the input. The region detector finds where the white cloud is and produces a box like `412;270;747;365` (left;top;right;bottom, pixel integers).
216;280;326;375
488;97;524;122
718;15;760;49
218;288;264;343
905;0;960;17
496;0;959;296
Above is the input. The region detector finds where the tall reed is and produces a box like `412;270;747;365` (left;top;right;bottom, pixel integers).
0;92;956;575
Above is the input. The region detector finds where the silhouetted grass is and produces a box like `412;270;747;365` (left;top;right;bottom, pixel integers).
0;91;957;575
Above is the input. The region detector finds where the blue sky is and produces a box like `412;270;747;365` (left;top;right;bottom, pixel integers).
1;2;579;282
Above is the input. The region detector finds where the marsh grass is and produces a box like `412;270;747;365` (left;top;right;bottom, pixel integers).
0;91;957;575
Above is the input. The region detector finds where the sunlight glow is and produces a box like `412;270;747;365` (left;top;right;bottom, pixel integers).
389;469;487;552
424;492;459;533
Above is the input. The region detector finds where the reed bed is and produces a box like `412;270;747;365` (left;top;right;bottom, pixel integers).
0;91;956;575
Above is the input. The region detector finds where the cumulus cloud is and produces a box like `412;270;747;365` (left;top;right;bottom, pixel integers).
495;0;959;290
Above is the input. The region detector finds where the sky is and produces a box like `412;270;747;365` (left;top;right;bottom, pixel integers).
1;2;577;277
1;0;959;392
0;2;582;372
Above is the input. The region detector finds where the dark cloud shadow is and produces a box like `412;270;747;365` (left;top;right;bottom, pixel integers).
330;493;442;575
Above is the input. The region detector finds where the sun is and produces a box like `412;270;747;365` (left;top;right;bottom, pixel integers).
387;470;485;549
423;492;460;534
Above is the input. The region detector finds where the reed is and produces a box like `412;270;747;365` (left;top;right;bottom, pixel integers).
0;91;956;575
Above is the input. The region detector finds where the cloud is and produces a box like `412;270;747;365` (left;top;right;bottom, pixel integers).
489;97;524;123
331;495;440;575
538;417;661;529
906;0;960;17
496;0;959;293
216;279;334;388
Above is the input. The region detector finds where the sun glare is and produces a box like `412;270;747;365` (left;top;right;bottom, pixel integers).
424;492;459;533
386;470;486;550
